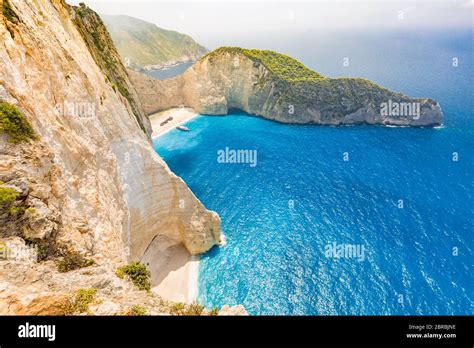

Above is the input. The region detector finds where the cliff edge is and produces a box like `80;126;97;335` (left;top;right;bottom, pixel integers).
0;0;220;313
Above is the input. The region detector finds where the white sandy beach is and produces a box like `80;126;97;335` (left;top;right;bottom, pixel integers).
148;108;200;304
149;107;198;138
149;244;199;304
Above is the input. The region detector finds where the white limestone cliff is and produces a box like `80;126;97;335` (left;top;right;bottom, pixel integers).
0;0;220;313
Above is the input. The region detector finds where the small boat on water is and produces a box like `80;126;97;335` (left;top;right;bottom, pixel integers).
176;125;190;132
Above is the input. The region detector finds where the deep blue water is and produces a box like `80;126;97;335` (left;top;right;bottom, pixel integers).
153;29;473;315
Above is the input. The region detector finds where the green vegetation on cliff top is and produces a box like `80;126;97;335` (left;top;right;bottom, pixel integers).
204;47;325;83
203;47;435;120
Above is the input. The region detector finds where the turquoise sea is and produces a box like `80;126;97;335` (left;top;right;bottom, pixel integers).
153;29;473;315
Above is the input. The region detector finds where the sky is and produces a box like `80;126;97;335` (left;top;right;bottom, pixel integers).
67;0;473;49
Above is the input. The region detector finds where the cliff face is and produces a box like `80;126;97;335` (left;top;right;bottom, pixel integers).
130;47;443;127
102;14;208;71
0;0;220;312
72;7;151;135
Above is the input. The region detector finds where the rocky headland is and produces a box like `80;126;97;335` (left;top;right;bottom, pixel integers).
101;14;208;71
130;47;443;127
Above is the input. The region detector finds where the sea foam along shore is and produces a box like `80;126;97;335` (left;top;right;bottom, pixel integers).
150;107;198;138
149;107;199;304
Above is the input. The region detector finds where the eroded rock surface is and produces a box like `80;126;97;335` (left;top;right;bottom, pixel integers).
0;0;221;314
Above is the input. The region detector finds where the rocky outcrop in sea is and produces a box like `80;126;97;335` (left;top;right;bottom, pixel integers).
130;47;443;127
